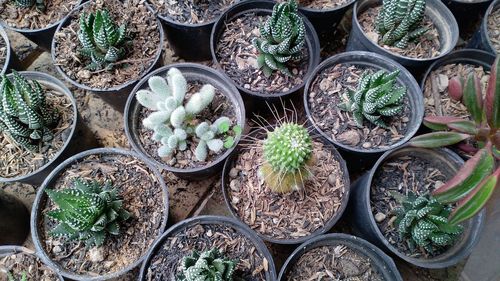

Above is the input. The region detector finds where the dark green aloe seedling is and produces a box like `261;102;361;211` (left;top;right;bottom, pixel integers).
376;0;428;48
0;71;60;151
78;9;129;71
12;0;45;12
178;249;237;281
45;178;131;247
409;57;500;225
252;0;305;77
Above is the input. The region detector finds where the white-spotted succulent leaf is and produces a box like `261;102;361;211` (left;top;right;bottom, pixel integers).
12;0;45;12
0;71;60;151
339;69;406;129
252;0;305;77
45;178;131;248
177;249;237;281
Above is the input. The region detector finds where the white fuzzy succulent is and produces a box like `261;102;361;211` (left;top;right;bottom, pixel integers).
194;117;231;161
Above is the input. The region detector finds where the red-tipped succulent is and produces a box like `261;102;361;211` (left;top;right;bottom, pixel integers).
409;57;500;225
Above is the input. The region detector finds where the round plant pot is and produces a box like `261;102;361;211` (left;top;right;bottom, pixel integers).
139;215;277;281
0;246;64;280
125;63;245;181
278;233;403;281
0;71;96;186
468;0;499;55
0;190;29;246
0;0;82;51
304;51;424;171
30;148;169;281
347;0;459;77
0;25;21;75
51;0;164;113
298;0;356;37
210;0;321;115
348;146;485;268
442;0;492;33
222;128;350;245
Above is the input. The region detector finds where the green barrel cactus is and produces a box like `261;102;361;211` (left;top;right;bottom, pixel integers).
178;249;237;281
0;71;60;151
252;0;306;77
339;69;406;129
45;178;131;247
12;0;45;12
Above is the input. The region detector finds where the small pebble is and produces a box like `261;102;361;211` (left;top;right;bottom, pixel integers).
88;247;106;263
328;174;337;185
230;179;241;192
244;84;250;89
375;212;386;222
229;168;239;178
362;142;372;149
52;246;62;254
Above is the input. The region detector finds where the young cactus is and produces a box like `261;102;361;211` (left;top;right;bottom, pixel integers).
260;122;314;193
78;10;129;71
252;0;306;77
0;71;60;151
45;178;131;247
177;249;237;281
339;69;406;129
375;0;428;48
12;0;45;12
395;193;463;254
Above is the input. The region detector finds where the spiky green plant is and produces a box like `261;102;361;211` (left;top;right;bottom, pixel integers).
45;178;131;247
252;0;306;77
177;249;237;281
375;0;428;48
77;9;129;71
339;69;406;129
394;193;463;254
12;0;45;12
0;71;60;151
260;122;314;193
7;271;27;281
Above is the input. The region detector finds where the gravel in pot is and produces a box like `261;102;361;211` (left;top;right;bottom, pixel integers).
31;148;169;280
0;246;63;281
486;0;500;53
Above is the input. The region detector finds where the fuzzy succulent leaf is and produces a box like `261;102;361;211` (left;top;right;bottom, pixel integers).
177;249;237;281
185;84;215;115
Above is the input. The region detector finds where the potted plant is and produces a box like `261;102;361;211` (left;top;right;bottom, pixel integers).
0;246;63;280
278;233;403;280
210;0;320;113
0;190;29;246
139;216;277;280
0;71;92;186
304;51;423;170
0;26;20;75
469;0;499;55
347;0;459;75
146;0;238;60
51;0;164;112
0;0;81;50
222;109;350;244
125;63;245;180
31;148;169;280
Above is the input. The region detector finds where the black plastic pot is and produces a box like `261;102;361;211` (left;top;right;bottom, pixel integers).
298;0;356;36
210;0;321;115
304;51;424;171
347;0;459;77
278;233;403;280
0;246;64;280
442;0;492;33
0;1;82;51
138;215;277;281
51;0;164;113
222;128;350;245
468;0;499;55
125;63;246;181
0;190;29;246
348;146;486;268
0;71;96;186
0;25;21;75
30;148;170;281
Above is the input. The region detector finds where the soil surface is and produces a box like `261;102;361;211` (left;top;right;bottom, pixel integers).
0;84;73;179
487;6;500;53
227;136;346;241
0;0;79;30
359;6;441;59
0;35;6;71
285;245;383;280
38;153;166;277
423;63;489;118
137;81;238;169
295;0;351;9
370;151;460;259
145;223;269;281
53;0;160;89
308;64;410;150
0;250;59;281
148;0;235;24
215;13;309;94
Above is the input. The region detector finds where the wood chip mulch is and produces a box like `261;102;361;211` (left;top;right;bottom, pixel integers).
487;5;500;54
0;250;59;281
277;0;351;9
148;0;235;24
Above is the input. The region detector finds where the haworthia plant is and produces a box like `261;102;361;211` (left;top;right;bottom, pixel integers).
252;0;306;77
375;0;428;48
12;0;45;12
45;178;131;247
177;249;237;281
0;71;60;151
339;69;406;129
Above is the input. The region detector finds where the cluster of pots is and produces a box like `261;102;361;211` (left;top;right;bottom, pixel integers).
0;0;497;280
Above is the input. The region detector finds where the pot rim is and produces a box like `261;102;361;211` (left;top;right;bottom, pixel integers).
482;0;499;54
298;0;357;13
0;25;11;75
